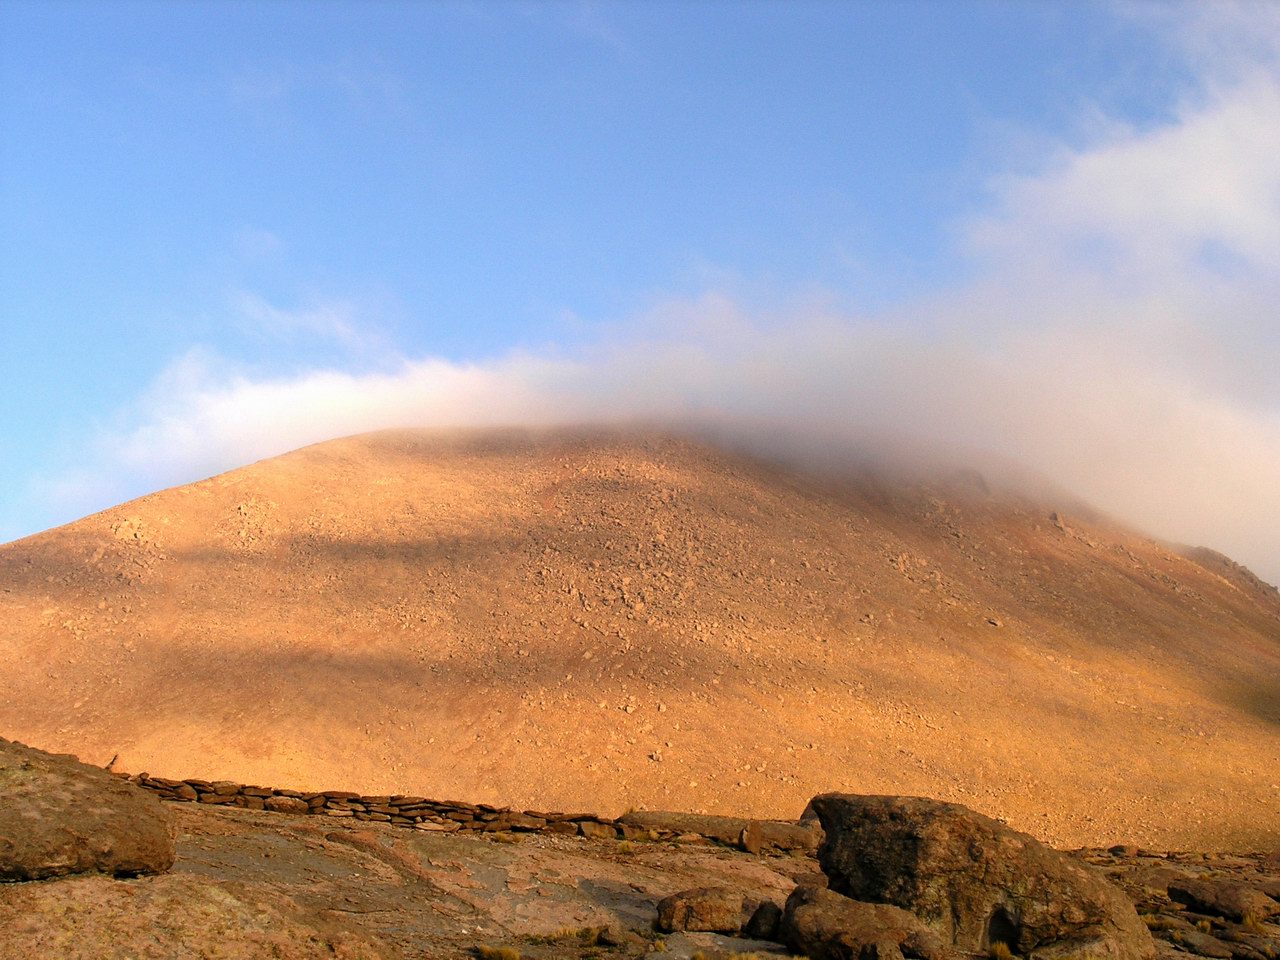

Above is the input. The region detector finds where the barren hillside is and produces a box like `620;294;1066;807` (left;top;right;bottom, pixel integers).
1;428;1276;849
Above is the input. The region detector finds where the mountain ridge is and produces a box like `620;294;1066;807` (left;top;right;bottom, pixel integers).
2;427;1277;850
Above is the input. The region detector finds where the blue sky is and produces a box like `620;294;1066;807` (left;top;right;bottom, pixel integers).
3;1;1280;582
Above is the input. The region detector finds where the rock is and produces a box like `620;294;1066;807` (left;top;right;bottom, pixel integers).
619;810;821;853
1216;926;1280;960
744;899;784;940
506;813;547;831
597;923;640;947
577;820;618;840
780;885;945;960
759;819;824;854
0;737;176;881
0;872;389;959
655;886;760;934
1171;929;1234;959
264;796;310;815
809;793;1155;960
621;810;750;845
1168;880;1280;922
1126;865;1197;898
414;821;460;832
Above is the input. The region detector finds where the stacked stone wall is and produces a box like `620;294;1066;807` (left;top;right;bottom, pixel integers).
119;773;646;841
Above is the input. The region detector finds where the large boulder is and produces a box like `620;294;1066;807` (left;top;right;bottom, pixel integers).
808;794;1155;960
0;737;175;880
781;885;946;960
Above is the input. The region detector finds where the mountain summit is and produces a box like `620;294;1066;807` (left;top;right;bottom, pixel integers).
2;428;1276;849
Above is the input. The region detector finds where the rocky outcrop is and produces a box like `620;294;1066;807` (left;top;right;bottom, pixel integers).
0;738;174;881
808;793;1155;960
0;872;388;960
780;885;945;960
1168;878;1279;922
1094;846;1280;960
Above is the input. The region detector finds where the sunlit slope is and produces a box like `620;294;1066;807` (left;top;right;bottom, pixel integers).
2;428;1277;849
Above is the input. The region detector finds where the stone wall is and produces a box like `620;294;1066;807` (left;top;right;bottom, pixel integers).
119;773;659;840
116;772;821;854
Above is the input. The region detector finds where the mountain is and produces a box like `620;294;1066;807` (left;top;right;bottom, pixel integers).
1;428;1276;849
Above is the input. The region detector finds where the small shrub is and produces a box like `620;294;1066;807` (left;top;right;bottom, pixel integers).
989;942;1014;960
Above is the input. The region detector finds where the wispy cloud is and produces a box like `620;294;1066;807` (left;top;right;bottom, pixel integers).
226;54;407;116
563;0;629;56
231;292;368;350
233;226;283;260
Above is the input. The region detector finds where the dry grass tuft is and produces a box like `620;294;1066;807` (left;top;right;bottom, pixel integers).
525;926;604;946
474;946;520;960
989;942;1014;960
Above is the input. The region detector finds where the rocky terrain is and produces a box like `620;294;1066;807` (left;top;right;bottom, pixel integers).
0;428;1277;850
1;739;1277;960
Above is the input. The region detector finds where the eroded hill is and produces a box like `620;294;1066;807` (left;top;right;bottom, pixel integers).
1;428;1277;849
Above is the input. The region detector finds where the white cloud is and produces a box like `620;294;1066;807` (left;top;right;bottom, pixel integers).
36;4;1280;585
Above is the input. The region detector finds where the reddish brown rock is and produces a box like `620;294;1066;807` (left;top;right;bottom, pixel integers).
809;794;1155;960
265;796;310;815
0;737;175;881
656;886;761;934
577;820;618;840
780;885;945;960
1168;879;1279;922
0;872;388;959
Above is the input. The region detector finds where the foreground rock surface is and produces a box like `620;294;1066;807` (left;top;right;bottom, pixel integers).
1;799;1275;960
0;872;387;960
810;793;1156;960
0;737;175;881
0;803;804;959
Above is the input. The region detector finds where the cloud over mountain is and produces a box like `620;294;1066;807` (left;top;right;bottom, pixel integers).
36;5;1280;583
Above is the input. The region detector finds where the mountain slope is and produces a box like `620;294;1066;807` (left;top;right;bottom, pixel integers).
1;428;1277;849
